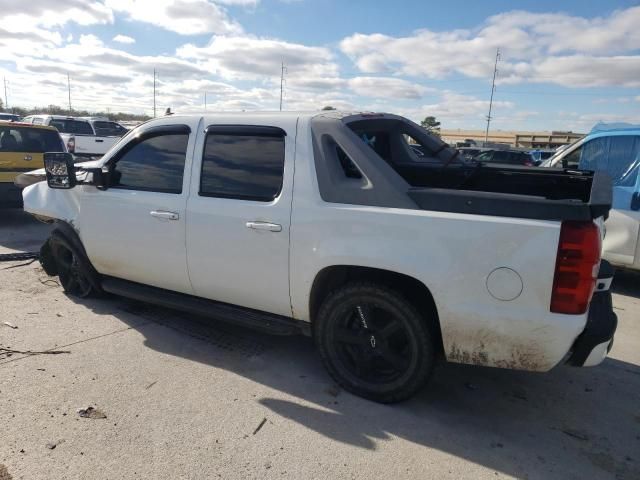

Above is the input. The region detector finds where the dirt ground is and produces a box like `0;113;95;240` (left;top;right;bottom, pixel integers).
1;209;639;480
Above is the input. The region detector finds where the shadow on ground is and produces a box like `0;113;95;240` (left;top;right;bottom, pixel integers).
612;269;640;299
0;209;51;253
66;273;640;480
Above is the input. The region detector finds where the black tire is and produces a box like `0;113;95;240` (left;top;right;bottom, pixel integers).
49;233;95;298
314;282;435;403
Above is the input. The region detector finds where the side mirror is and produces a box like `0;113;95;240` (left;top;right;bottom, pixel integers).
44;152;76;189
631;192;640;211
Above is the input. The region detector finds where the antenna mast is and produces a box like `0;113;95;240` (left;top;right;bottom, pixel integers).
279;62;287;111
67;72;72;112
484;48;500;144
153;69;157;118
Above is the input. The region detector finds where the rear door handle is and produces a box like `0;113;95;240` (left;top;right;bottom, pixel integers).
95;139;104;143
246;221;282;232
150;210;179;221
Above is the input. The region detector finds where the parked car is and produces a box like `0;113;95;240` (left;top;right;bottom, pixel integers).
0;113;21;122
457;147;486;161
543;123;640;272
474;149;534;166
22;112;615;403
0;122;65;207
21;115;127;158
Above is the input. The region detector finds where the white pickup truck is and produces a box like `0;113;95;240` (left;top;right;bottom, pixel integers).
22;112;617;403
22;115;127;158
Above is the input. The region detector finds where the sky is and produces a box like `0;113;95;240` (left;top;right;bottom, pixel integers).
0;0;638;132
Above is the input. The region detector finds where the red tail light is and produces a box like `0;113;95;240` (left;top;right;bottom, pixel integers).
66;136;75;153
551;221;601;314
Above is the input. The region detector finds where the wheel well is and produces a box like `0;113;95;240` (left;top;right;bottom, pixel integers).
309;265;444;354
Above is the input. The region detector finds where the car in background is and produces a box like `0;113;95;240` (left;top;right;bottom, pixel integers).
457;147;486;162
474;149;534;166
544;123;640;272
0;113;21;122
21;115;127;158
0;122;65;207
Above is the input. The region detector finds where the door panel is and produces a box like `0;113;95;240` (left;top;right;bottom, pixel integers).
77;123;197;294
186;120;297;317
80;188;192;294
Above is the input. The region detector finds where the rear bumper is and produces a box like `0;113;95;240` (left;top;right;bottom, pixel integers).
566;261;617;367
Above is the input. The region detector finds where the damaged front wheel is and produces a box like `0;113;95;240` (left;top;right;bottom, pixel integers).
49;235;95;298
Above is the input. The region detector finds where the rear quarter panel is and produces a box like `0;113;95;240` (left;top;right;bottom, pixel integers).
290;124;589;371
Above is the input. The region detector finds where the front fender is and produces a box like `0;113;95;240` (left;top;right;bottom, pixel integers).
22;181;81;224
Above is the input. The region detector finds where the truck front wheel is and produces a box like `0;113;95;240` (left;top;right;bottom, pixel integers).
49;233;95;298
315;282;435;403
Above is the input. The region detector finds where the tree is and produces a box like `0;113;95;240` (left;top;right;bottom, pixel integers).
420;116;441;136
321;105;336;110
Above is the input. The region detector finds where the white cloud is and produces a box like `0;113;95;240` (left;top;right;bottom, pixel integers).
0;0;113;28
177;35;338;80
348;77;430;99
214;0;259;5
113;34;135;44
340;6;640;88
106;0;242;35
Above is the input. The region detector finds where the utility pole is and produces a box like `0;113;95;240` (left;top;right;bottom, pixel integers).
67;72;72;112
153;68;157;118
3;77;8;109
484;48;500;144
204;91;207;110
279;62;287;111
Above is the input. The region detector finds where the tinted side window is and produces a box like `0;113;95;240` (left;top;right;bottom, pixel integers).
200;132;285;201
606;136;640;187
110;133;188;194
580;136;640;187
562;145;583;168
49;120;94;135
492;151;509;162
94;121;126;137
476;151;493;162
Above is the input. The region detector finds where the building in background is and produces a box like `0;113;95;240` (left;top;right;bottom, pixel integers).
441;129;584;149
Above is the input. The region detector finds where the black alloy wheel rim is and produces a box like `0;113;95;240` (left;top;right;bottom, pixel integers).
332;303;414;384
55;244;92;296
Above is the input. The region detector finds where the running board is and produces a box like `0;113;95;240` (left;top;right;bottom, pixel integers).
101;276;309;336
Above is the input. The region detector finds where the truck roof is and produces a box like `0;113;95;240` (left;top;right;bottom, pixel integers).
154;111;385;119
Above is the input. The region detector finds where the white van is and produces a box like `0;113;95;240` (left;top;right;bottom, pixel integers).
544;124;640;271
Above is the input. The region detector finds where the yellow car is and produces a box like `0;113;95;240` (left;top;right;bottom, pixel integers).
0;121;66;207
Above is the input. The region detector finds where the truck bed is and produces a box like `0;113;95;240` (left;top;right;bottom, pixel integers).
400;163;612;221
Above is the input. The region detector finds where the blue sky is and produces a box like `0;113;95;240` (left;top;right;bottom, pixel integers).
0;0;638;132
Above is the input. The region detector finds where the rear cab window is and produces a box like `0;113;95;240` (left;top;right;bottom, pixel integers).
0;126;65;153
93;121;127;137
49;119;94;135
199;126;285;201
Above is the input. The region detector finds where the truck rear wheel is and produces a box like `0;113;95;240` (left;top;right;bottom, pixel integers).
315;282;435;403
49;233;95;298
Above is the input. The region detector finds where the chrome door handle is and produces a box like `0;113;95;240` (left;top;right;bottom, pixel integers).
246;221;282;232
150;210;179;221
